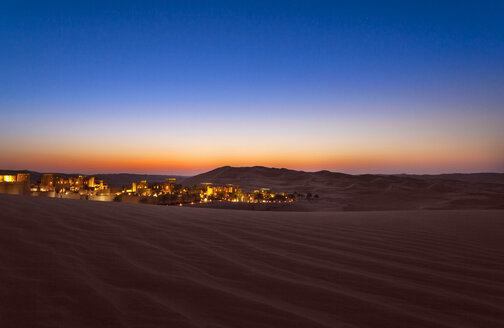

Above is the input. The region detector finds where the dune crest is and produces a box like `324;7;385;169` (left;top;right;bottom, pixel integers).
182;166;504;211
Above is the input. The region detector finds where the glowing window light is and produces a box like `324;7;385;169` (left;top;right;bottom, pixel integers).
2;175;16;182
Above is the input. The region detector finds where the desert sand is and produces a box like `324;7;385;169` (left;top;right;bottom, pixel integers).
183;166;504;211
1;193;503;327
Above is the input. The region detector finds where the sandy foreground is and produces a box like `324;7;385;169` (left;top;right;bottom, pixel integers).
1;194;503;328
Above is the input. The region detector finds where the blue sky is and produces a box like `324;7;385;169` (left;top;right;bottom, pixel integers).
1;1;503;174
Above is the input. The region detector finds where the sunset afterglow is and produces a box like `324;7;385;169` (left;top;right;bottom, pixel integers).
1;1;503;174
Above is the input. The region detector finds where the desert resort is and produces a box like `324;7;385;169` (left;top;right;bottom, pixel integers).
0;173;294;206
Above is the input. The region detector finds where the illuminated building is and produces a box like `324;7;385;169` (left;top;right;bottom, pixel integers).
17;173;30;183
163;178;176;193
0;175;16;183
200;183;214;197
77;175;85;186
1;170;294;205
41;174;58;191
0;173;31;195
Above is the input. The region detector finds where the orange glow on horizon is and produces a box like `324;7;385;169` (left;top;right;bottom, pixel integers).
2;110;502;174
3;146;501;175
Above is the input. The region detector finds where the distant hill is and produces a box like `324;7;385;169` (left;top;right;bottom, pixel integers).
182;166;350;191
2;166;504;210
182;166;504;210
0;170;188;187
184;166;504;189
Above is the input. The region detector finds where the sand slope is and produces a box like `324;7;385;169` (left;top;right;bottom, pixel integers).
1;194;503;327
182;166;504;211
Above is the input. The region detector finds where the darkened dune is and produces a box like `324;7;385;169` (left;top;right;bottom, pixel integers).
182;166;504;211
1;194;503;327
403;173;504;185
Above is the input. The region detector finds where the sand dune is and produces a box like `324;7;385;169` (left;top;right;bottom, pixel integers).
183;166;504;211
1;194;503;327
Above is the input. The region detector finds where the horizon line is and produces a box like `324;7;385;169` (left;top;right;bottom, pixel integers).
1;165;503;177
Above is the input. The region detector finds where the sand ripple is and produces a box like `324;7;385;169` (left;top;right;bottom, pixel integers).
1;194;503;327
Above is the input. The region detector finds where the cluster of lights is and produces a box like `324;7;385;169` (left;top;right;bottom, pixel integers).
0;173;296;206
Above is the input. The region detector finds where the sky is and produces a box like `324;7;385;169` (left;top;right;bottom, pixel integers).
1;0;503;175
